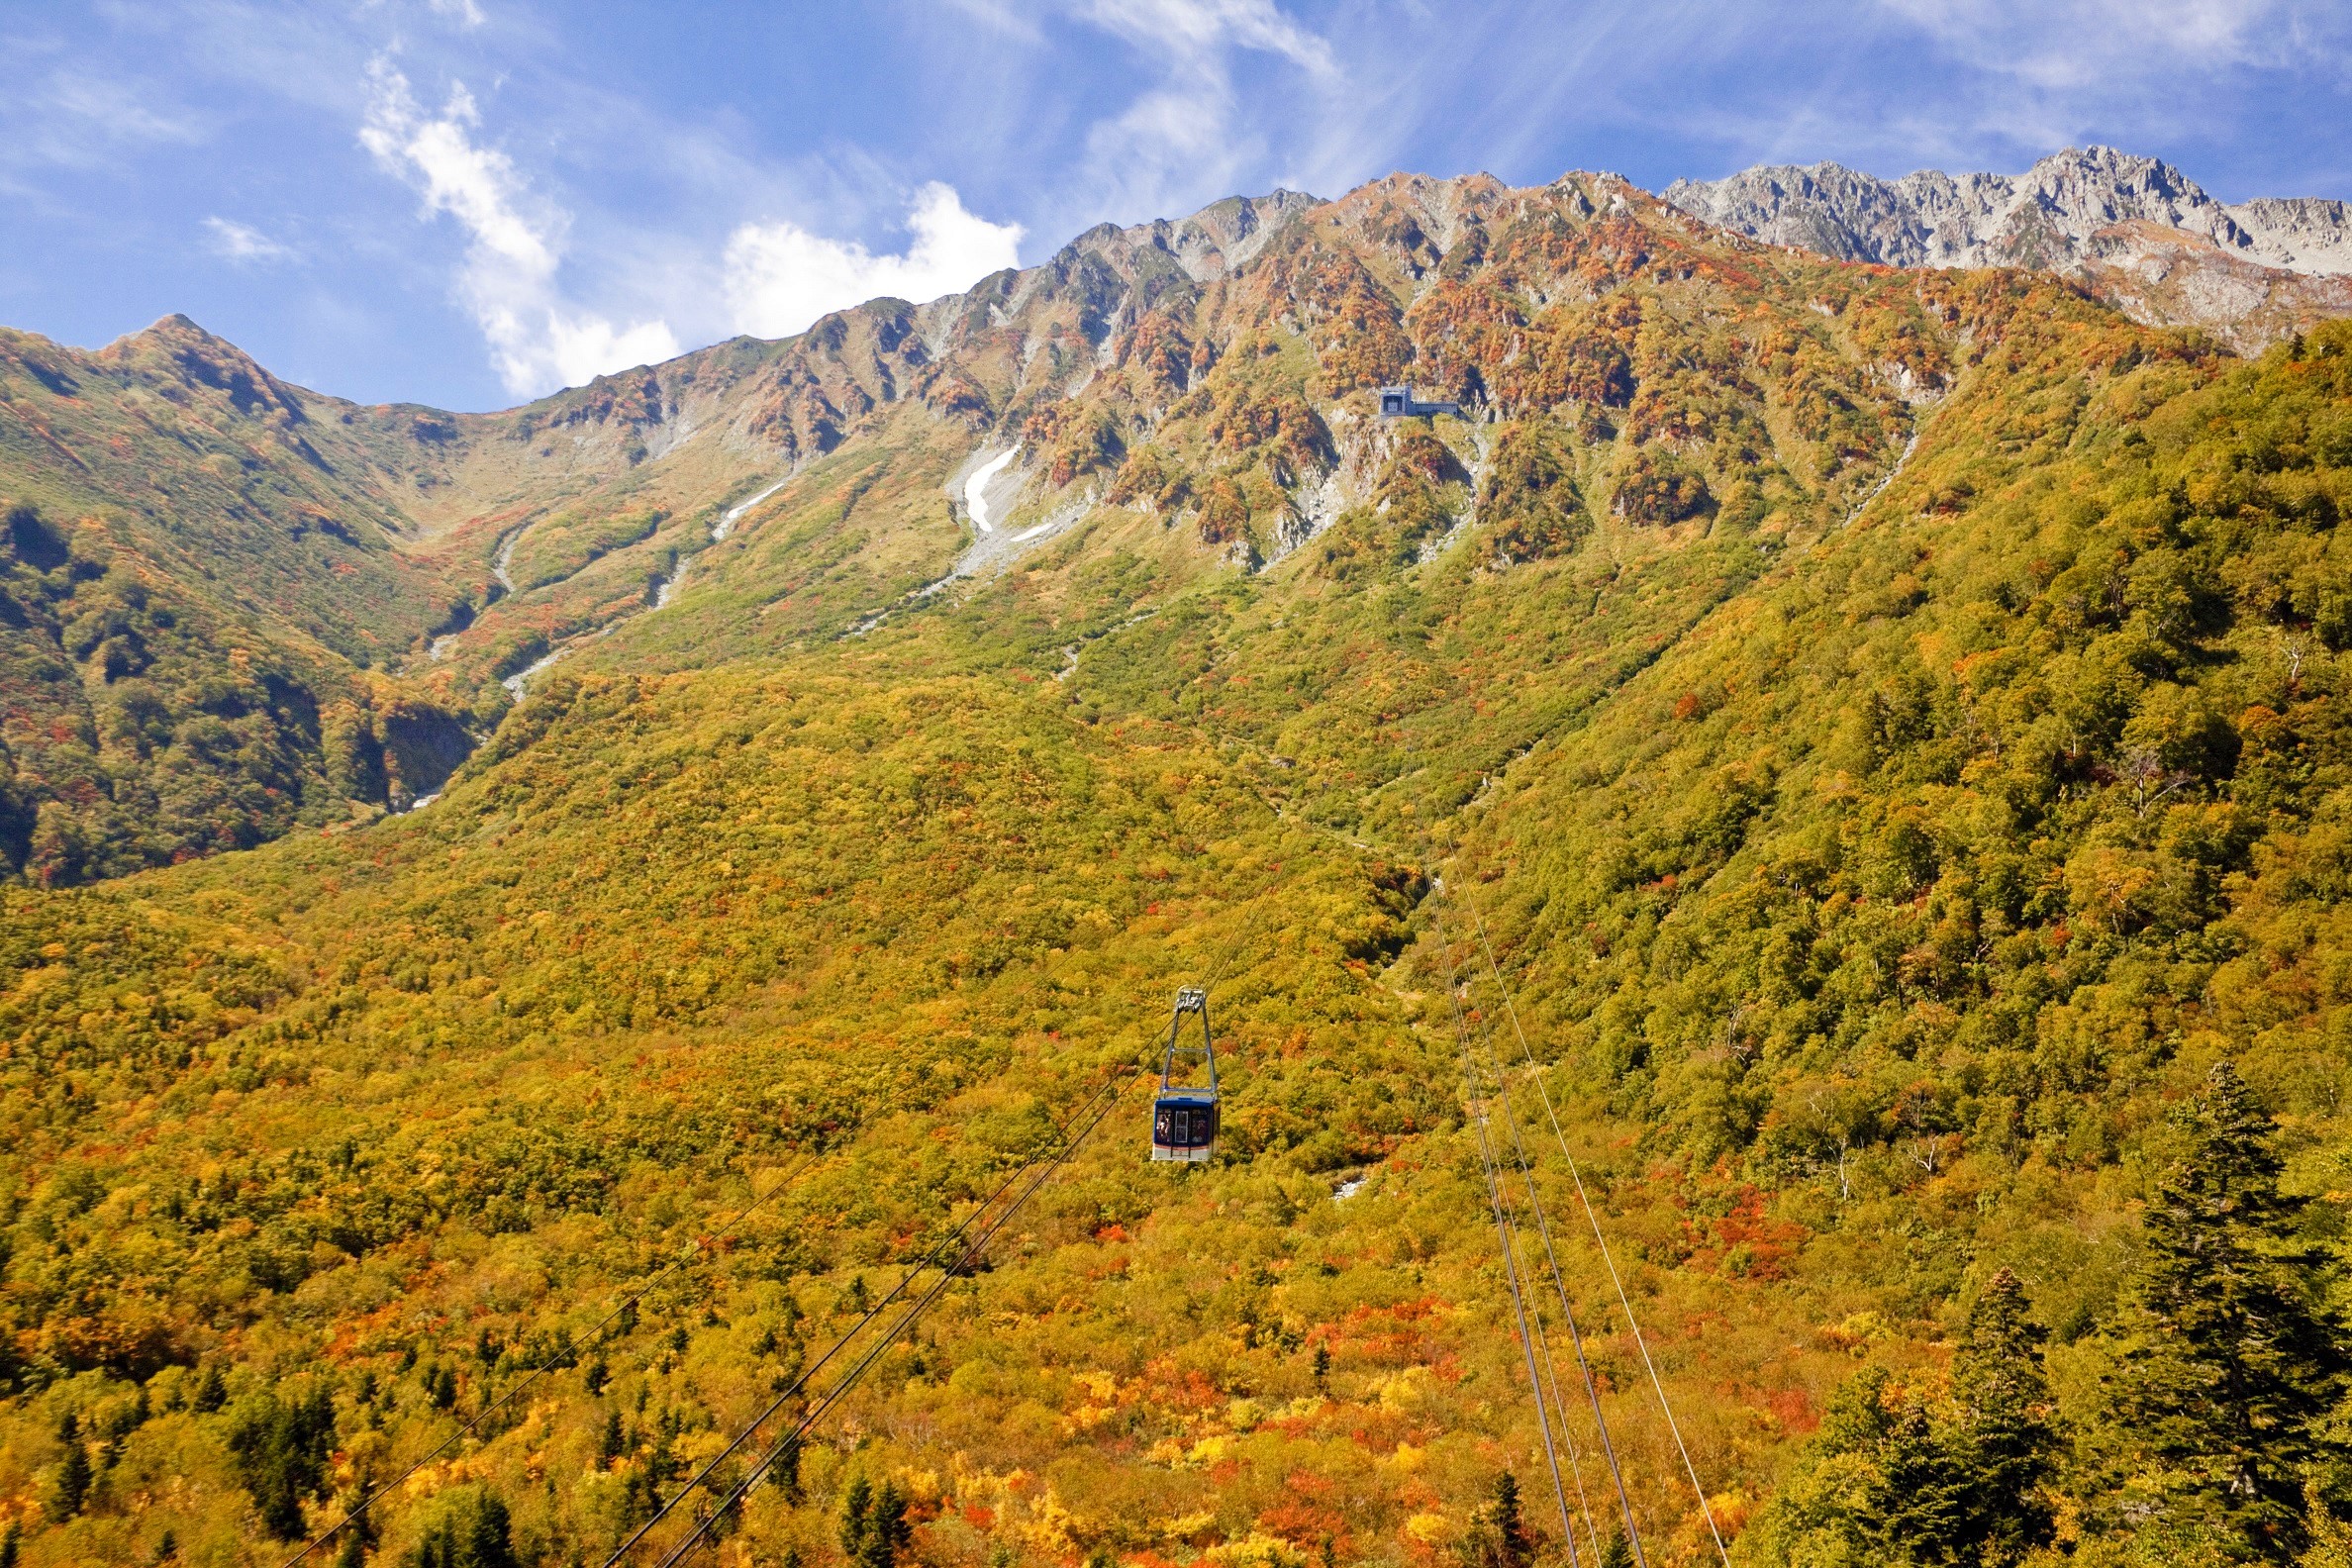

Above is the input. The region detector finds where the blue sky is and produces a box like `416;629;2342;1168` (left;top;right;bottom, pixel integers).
5;0;2348;412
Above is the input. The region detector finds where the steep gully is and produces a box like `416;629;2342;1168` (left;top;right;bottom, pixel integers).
492;478;785;704
405;479;788;814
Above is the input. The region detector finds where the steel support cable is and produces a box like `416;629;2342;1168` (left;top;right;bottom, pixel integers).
1437;915;1578;1564
1524;1292;1605;1563
1202;876;1274;997
603;1067;1131;1567
646;1070;1138;1568
278;1154;818;1568
659;1076;1133;1568
1462;894;1734;1568
1468;985;1648;1568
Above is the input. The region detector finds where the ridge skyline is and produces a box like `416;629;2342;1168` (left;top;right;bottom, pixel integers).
55;145;2352;421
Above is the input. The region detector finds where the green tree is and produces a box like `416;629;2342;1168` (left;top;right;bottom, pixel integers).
773;1430;804;1505
1941;1268;2056;1562
50;1410;90;1520
190;1365;226;1415
1460;1471;1535;1568
841;1476;913;1568
2303;1483;2352;1568
597;1409;626;1469
2100;1063;2347;1555
402;1487;515;1568
228;1386;338;1540
1738;1366;1900;1566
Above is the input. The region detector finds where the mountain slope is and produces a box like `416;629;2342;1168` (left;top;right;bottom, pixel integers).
4;150;2341;887
10;148;2352;1568
0;193;1343;884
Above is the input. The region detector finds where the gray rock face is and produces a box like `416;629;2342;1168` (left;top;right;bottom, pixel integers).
1666;147;2352;277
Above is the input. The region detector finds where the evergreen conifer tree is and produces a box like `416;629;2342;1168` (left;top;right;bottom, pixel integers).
1736;1365;1898;1566
52;1410;90;1519
463;1491;516;1568
2302;1482;2352;1568
228;1385;338;1539
840;1475;914;1568
840;1475;873;1562
866;1482;912;1568
1940;1268;2056;1563
1491;1472;1533;1568
1876;1401;1968;1557
773;1430;805;1505
597;1409;625;1469
2103;1063;2347;1554
401;1488;513;1568
1460;1471;1535;1568
191;1366;226;1415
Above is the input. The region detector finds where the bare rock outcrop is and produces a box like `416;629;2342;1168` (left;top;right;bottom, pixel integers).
1666;147;2352;349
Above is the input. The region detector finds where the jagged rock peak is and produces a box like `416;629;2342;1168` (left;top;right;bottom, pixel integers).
1059;189;1323;287
1666;146;2352;276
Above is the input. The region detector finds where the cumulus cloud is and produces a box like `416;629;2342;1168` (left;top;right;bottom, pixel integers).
203;216;296;263
722;182;1025;340
358;59;677;397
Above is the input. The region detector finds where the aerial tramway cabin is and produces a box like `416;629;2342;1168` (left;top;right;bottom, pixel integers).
1150;987;1220;1162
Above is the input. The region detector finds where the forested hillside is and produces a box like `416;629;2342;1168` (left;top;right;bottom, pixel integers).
4;165;2352;1568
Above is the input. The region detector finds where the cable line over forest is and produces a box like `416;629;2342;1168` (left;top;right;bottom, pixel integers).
606;1061;1142;1565
1437;905;1578;1556
1460;888;1735;1568
277;1154;819;1568
1454;905;1648;1567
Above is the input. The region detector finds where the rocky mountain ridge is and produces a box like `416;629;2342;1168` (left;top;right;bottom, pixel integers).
1665;145;2352;275
1667;146;2352;350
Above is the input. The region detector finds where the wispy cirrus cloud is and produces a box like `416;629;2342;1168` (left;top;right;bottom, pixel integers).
1075;0;1337;218
1851;0;2352;165
1877;0;2317;86
358;58;678;396
950;0;1342;227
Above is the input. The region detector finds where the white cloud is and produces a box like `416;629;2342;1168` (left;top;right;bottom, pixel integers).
1075;0;1333;73
1055;0;1339;224
428;0;488;27
203;216;296;263
358;58;678;397
722;182;1025;339
1880;0;2295;86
